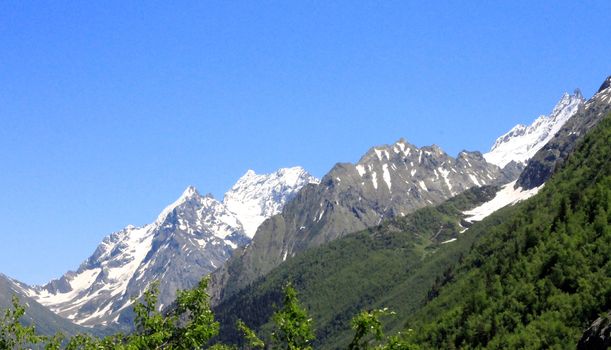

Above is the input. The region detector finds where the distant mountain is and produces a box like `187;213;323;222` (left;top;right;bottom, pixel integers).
210;140;516;304
484;90;585;168
0;274;92;337
224;167;320;238
402;97;611;349
7;76;607;340
458;82;611;225
517;76;611;189
213;185;501;348
22;167;316;328
215;77;611;349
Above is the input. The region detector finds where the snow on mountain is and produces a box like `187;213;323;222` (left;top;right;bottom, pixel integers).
208;139;520;304
462;180;543;223
484;90;585;168
25;167;316;327
30;224;157;325
223;167;320;237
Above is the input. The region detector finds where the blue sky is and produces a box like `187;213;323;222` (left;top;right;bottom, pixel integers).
1;1;609;285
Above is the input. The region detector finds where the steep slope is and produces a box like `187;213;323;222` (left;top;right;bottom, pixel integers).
517;76;611;189
223;167;319;238
214;95;611;349
212;186;501;347
484;90;585;168
210;140;513;303
24;167;315;328
0;274;93;337
27;187;247;328
461;180;543;223
404;113;611;348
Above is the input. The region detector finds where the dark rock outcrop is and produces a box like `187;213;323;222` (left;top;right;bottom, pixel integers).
577;311;611;350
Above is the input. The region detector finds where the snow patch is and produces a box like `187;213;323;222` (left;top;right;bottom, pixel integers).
463;181;543;223
356;165;366;177
484;91;584;167
224;166;319;237
418;180;428;191
382;164;392;191
372;171;378;190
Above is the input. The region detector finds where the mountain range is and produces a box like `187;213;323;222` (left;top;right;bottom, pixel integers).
20;167;318;328
1;76;607;347
212;76;611;348
207;88;585;303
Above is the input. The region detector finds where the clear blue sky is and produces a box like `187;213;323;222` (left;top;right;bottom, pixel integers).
1;1;609;285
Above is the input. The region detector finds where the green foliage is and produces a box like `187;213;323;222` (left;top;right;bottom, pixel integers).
130;280;176;348
172;278;220;349
0;278;317;350
349;308;393;349
0;296;43;349
0;277;224;349
406;115;611;348
236;320;264;350
214;186;497;348
271;284;315;350
348;308;422;350
125;277;220;349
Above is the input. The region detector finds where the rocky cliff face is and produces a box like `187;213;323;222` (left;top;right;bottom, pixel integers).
517;76;611;189
210;139;514;303
577;311;611;350
24;168;317;327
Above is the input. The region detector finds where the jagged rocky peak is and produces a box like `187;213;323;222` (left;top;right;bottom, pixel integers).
517;75;611;190
358;138;417;163
342;140;508;202
19;164;318;327
208;137;515;304
598;75;611;93
155;185;203;224
223;166;319;238
588;75;611;105
484;90;585;168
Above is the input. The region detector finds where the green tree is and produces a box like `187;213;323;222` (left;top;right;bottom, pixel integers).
237;283;315;350
349;308;420;350
171;277;220;349
271;283;314;350
236;320;264;350
127;277;221;349
0;296;44;349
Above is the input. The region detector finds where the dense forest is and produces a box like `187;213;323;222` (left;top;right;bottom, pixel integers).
403;115;611;348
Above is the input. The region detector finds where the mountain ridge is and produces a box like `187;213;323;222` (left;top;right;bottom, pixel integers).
209;139;516;304
484;90;585;168
21;167;317;328
1;78;602;338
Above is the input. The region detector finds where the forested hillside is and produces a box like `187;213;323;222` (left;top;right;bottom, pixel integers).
405;114;611;348
212;185;500;348
213;114;610;349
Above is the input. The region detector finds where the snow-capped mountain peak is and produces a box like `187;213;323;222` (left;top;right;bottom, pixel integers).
25;166;317;327
155;185;201;224
484;90;585;168
223;166;320;237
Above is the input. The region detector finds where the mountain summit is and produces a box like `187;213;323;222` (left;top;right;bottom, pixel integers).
224;167;319;237
484;90;585;168
24;167;317;327
209;139;516;303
